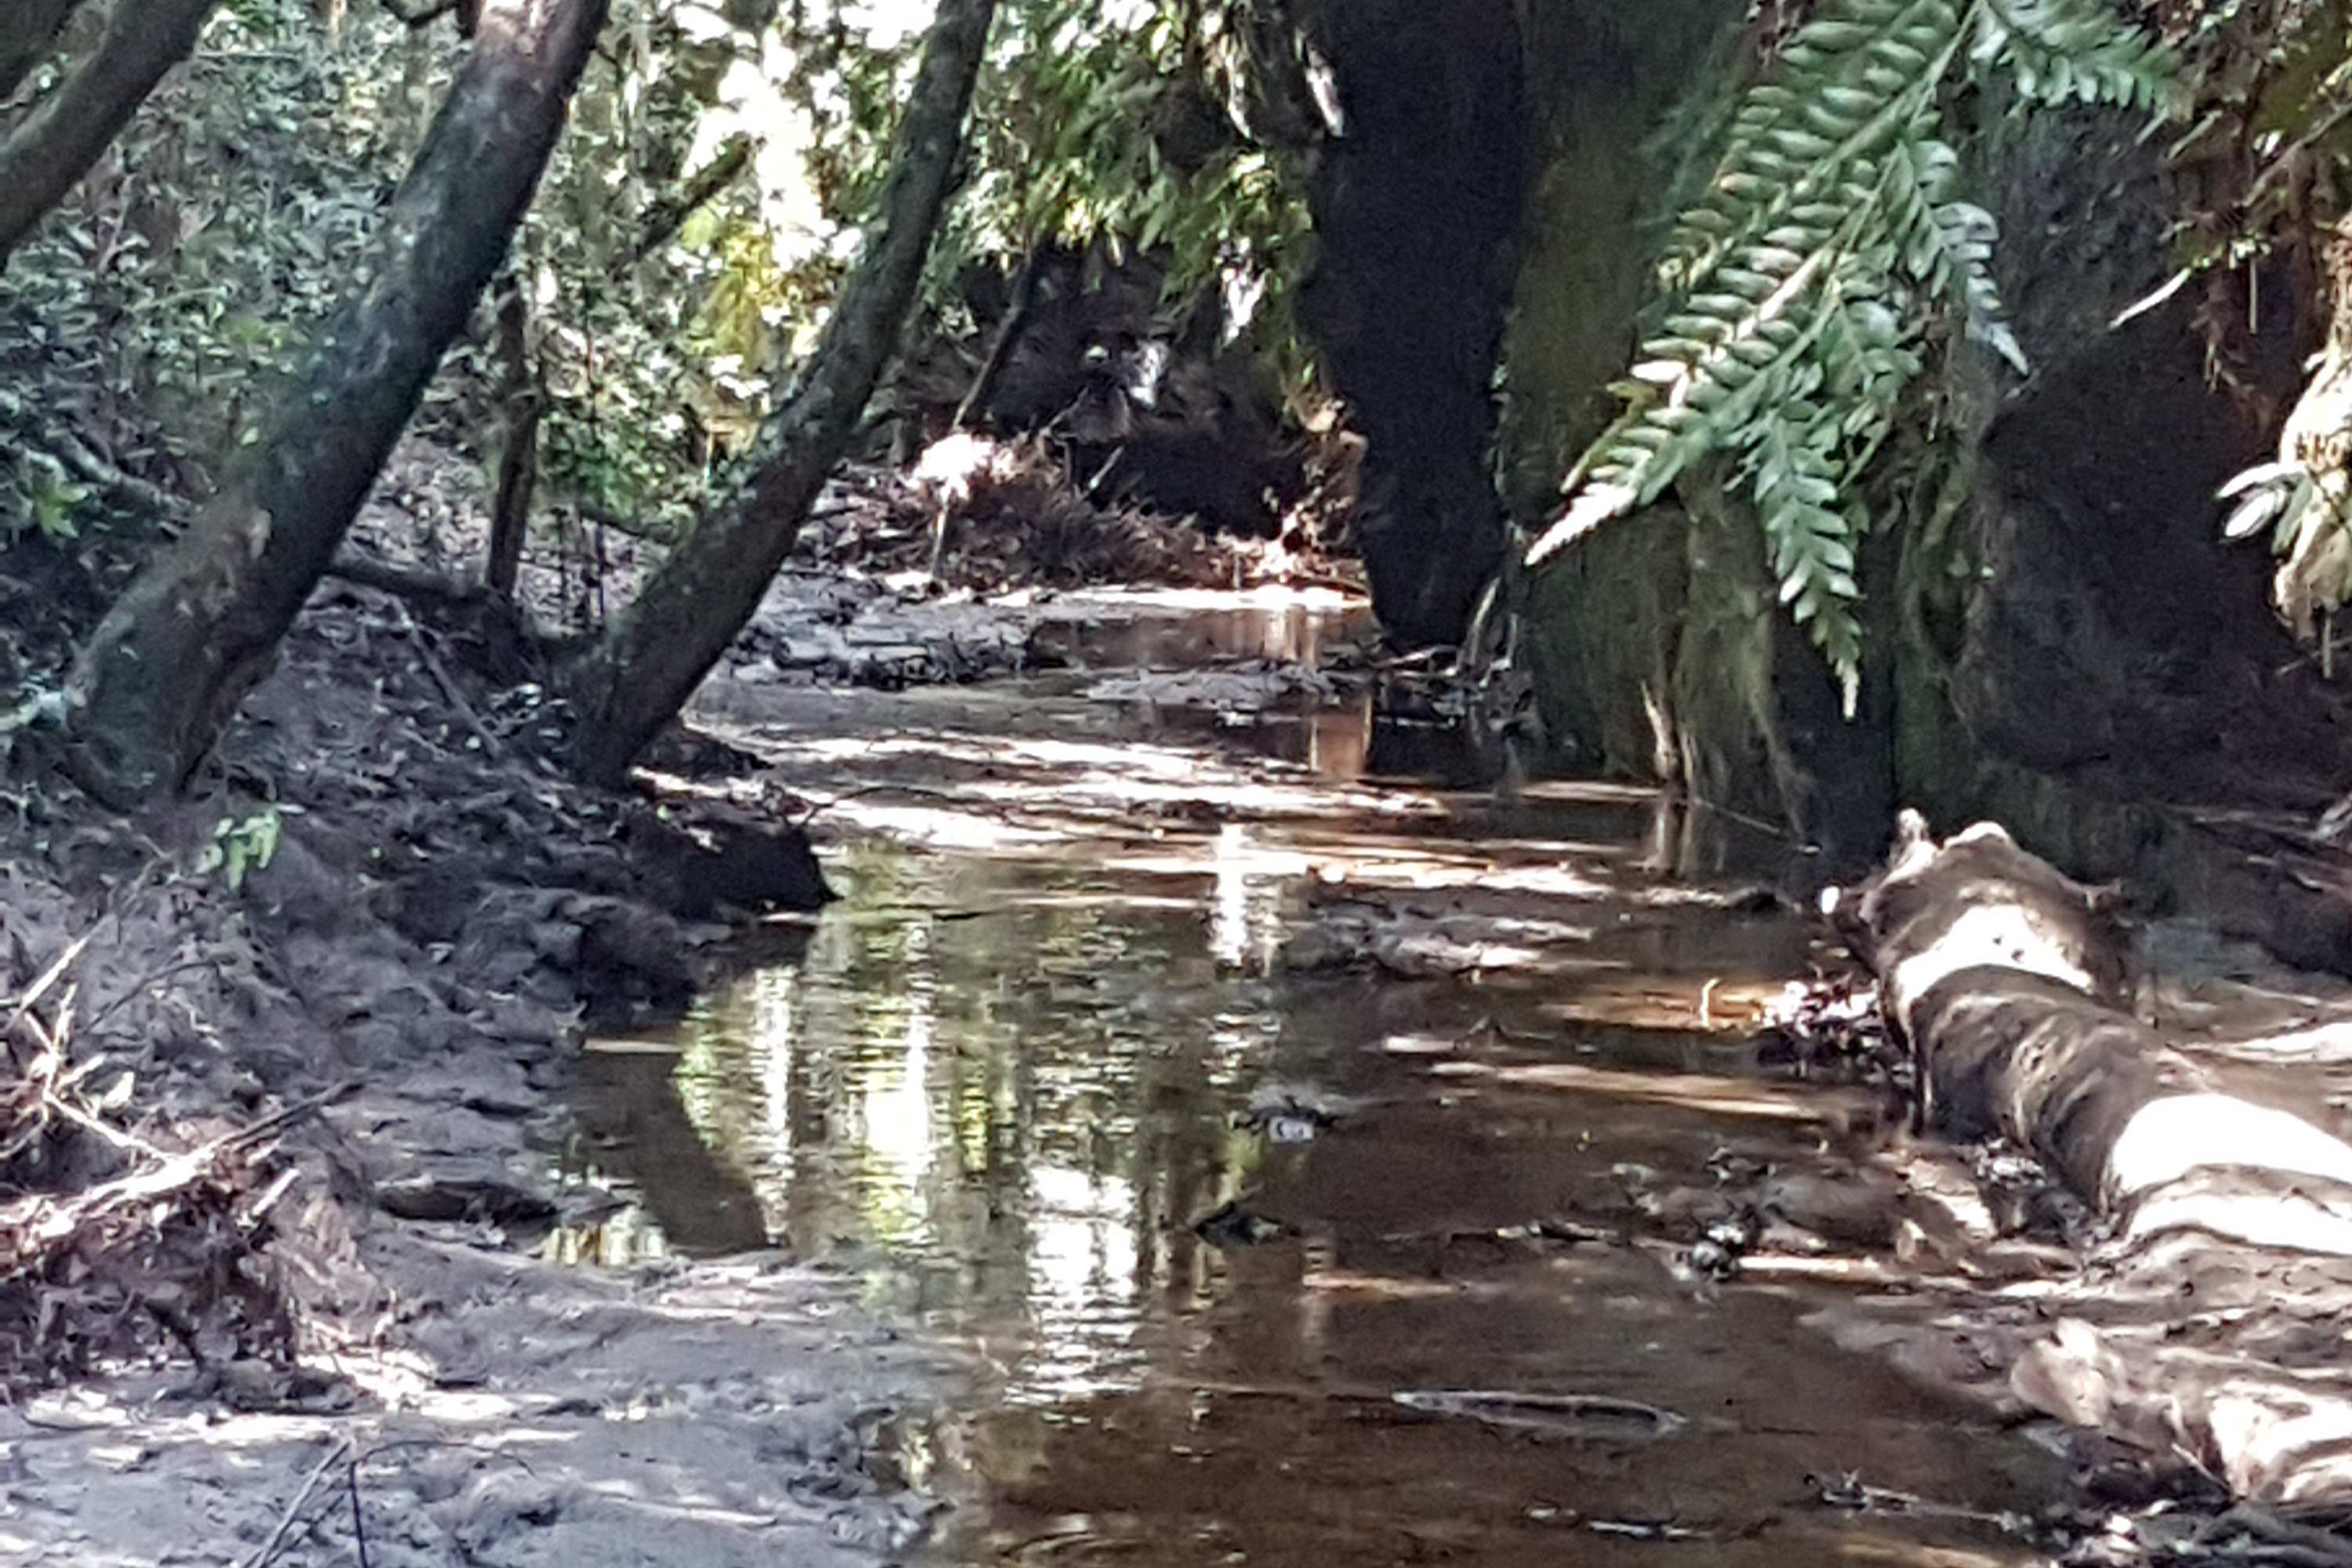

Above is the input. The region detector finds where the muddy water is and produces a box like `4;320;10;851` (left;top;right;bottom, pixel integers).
556;592;2062;1566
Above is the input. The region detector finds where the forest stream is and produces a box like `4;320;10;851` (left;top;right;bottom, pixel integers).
548;590;2066;1566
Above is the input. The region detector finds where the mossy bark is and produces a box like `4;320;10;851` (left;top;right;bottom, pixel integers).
0;0;86;104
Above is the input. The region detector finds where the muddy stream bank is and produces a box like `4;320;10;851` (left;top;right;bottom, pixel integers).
554;590;2074;1566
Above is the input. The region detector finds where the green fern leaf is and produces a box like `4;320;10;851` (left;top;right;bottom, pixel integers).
1976;0;2173;112
1746;394;1865;704
1528;0;2177;711
1532;0;1964;567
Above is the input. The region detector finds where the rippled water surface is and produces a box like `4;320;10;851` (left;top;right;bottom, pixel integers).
556;590;2063;1566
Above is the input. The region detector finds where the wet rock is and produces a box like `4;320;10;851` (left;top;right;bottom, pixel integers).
1192;1200;1286;1247
627;810;836;920
1758;1173;1906;1252
441;1471;568;1555
377;1170;558;1229
1238;1081;1351;1142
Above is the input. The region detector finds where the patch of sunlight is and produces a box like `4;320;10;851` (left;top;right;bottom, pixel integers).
1887;902;2097;1011
545;1203;671;1267
1058;584;1364;615
1377;1033;1468;1055
820;801;1063;849
841;0;942;48
2111;1092;2352;1196
1428;1058;1830;1124
1017;1163;1142;1403
1209;823;1290;969
1834;1538;2013;1567
1209;1007;1283;1080
863;948;938;1192
2212;1018;2352;1061
1301;1269;1492;1300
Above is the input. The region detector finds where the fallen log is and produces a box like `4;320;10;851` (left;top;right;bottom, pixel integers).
1836;811;2352;1502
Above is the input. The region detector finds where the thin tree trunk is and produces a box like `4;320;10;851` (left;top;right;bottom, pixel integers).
628;133;750;263
567;0;996;786
954;236;1043;430
485;273;542;601
0;0;88;104
0;0;217;269
60;0;607;808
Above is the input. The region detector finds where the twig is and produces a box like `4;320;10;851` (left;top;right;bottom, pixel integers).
241;1437;353;1568
323;553;488;607
80;954;225;1039
3;930;95;1042
380;597;504;760
630;136;753;263
348;1454;369;1568
220;1080;359;1153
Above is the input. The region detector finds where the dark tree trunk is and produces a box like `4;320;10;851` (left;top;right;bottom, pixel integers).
485;273;542;601
567;0;996;786
1291;0;1523;647
0;0;86;103
60;0;607;808
0;0;216;269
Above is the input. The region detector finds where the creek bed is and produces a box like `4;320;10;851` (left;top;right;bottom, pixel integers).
550;590;2068;1566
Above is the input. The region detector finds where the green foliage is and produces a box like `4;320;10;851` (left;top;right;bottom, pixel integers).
8;452;86;543
0;0;429;533
1529;0;2173;709
1;0;1316;565
195;806;283;892
947;2;1316;386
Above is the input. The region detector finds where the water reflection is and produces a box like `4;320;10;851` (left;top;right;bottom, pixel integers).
554;590;2060;1566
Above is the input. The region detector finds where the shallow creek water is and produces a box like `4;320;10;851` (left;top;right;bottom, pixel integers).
554;590;2063;1566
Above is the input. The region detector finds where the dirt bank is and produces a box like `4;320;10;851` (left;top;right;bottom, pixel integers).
0;550;944;1563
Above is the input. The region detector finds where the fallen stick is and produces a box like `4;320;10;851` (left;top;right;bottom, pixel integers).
242;1437;353;1568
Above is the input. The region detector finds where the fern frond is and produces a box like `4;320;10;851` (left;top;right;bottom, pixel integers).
1529;0;1965;568
1529;0;2177;708
1746;392;1866;702
1974;0;2173;113
1878;125;2029;372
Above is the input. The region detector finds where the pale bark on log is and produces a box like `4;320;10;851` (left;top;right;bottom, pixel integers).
60;0;605;807
0;0;217;268
564;0;996;786
1842;811;2352;1501
1848;811;2352;1231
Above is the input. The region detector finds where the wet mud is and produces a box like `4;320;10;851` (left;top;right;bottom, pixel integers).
557;592;2074;1566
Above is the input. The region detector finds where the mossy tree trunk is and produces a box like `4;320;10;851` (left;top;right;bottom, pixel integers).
0;0;217;269
566;0;996;786
60;0;607;807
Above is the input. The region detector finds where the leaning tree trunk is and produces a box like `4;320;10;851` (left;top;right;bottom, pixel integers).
60;0;606;808
0;0;88;105
483;270;542;601
567;0;996;786
0;0;217;268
